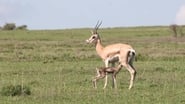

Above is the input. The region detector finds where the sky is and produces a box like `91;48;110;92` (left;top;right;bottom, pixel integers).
0;0;185;30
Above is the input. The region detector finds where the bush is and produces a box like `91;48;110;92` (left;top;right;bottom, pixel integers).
3;23;16;30
1;85;31;96
16;25;27;30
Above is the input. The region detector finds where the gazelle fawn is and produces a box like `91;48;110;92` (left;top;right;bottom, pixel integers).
92;64;123;89
86;21;136;89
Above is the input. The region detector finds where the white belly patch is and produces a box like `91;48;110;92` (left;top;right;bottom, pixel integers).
108;54;120;63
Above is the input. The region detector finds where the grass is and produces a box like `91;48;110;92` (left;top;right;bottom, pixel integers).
0;26;185;104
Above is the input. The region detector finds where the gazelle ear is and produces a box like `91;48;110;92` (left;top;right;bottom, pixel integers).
91;30;94;34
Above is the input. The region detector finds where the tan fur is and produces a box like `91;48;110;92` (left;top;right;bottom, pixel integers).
86;22;136;89
92;64;123;89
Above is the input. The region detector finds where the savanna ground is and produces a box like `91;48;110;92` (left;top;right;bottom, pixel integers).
0;26;185;104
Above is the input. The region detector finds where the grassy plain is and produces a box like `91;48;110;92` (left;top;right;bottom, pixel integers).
0;26;185;104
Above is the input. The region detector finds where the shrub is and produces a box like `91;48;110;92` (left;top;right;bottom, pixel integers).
1;85;31;96
3;23;16;30
16;25;27;30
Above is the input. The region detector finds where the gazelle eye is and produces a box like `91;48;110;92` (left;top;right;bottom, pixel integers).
92;36;96;39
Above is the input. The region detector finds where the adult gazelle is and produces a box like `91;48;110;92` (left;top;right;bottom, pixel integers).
86;21;136;89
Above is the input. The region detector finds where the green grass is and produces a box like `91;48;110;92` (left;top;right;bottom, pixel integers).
0;26;185;104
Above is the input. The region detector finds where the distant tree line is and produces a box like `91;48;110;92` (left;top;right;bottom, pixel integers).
0;23;28;30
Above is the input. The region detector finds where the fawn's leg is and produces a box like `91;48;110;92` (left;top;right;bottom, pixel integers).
103;73;108;89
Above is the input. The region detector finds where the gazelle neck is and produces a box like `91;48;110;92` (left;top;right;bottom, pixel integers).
95;39;104;59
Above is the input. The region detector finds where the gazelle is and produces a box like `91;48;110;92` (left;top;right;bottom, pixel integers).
86;21;136;89
92;64;123;89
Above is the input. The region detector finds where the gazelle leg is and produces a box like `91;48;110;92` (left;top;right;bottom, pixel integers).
112;75;117;89
92;79;97;88
120;50;136;90
92;75;105;88
92;76;98;88
93;69;106;88
128;65;136;90
122;64;136;90
128;54;136;89
112;66;122;89
103;73;108;89
105;59;109;67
